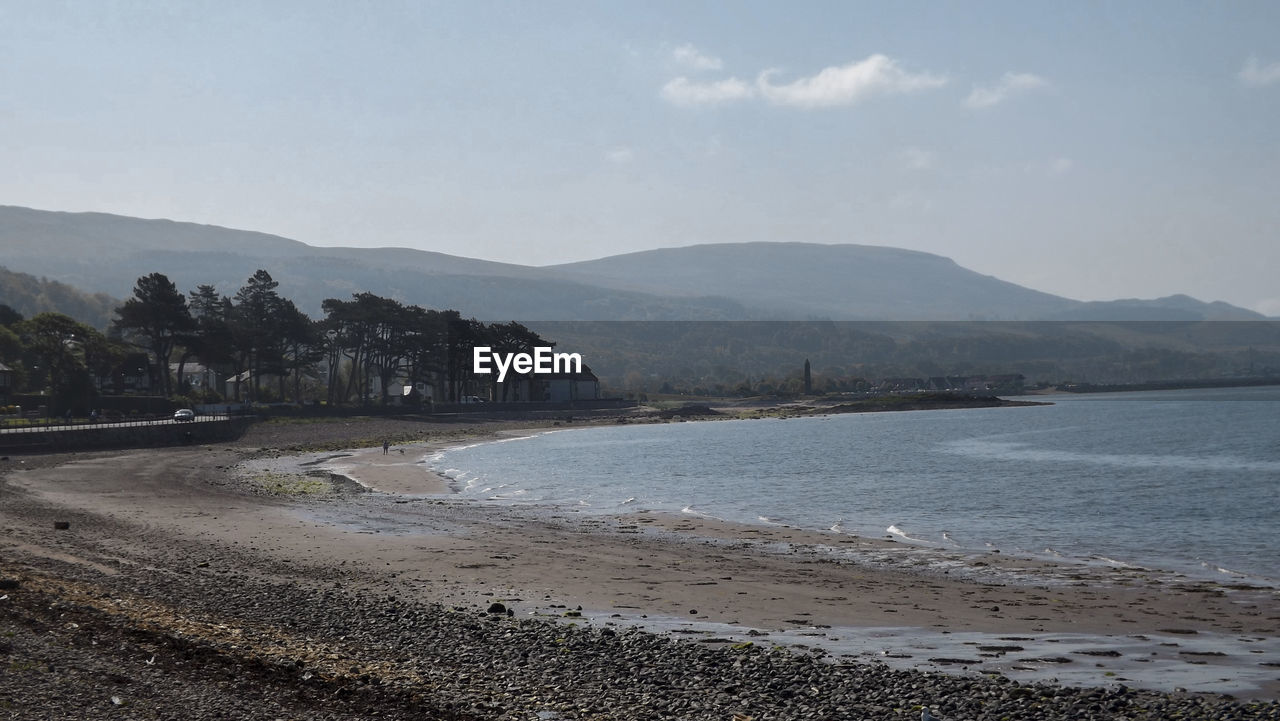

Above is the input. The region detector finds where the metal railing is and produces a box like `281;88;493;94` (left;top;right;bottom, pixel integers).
0;413;233;434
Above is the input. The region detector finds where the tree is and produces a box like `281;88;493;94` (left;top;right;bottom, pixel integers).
444;315;485;403
275;298;322;403
232;270;284;402
0;304;23;327
113;273;193;397
360;294;409;405
20;312;109;414
401;306;449;407
484;321;550;401
321;295;377;404
0;306;24;377
0;325;21;363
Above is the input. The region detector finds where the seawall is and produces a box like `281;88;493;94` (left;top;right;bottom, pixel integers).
0;418;253;454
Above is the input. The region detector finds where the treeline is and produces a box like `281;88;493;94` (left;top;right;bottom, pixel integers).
0;269;556;414
530;320;1280;396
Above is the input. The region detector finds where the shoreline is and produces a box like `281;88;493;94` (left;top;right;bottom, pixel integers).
2;415;1278;716
253;428;1280;698
415;409;1279;589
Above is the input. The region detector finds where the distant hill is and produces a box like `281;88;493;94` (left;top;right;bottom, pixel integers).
546;242;1077;320
0;206;750;321
0;205;1265;322
0;265;121;329
1043;294;1265;321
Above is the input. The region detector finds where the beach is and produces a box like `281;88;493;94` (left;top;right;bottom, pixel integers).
2;416;1277;719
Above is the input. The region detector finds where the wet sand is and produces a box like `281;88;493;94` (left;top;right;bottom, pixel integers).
3;420;1278;702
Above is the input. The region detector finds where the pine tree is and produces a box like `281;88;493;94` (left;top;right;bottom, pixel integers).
113;273;193;397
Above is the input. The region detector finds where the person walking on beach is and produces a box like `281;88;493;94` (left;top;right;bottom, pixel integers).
382;440;390;455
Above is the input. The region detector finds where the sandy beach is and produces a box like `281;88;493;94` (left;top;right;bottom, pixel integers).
2;415;1278;719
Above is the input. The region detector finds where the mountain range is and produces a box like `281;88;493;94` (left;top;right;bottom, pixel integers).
0;205;1267;323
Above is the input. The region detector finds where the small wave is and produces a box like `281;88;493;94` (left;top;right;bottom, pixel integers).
1201;561;1249;577
682;506;725;521
829;520;845;533
619;497;637;505
1091;555;1146;570
886;524;915;541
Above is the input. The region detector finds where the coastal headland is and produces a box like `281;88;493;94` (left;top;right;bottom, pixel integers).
2;412;1277;719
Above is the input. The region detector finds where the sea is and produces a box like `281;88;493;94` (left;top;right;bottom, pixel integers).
430;386;1280;584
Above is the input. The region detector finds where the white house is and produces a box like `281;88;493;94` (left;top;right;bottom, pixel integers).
171;362;220;394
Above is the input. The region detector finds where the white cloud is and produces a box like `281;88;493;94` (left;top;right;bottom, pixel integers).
1239;56;1280;87
1048;156;1074;175
660;76;755;106
900;146;935;171
672;43;723;71
965;72;1048;109
755;54;947;109
605;146;634;164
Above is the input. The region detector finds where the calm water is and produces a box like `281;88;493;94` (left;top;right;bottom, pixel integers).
431;387;1280;582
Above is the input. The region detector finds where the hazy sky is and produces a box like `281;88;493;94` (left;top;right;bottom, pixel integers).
3;2;1279;312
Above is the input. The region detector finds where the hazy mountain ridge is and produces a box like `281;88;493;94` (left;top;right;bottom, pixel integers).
546;242;1078;320
1043;295;1266;321
0;205;1265;322
0;206;755;321
0;265;121;329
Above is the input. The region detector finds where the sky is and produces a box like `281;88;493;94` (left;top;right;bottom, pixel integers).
2;1;1279;313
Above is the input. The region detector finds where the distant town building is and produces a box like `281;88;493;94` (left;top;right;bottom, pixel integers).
93;353;155;395
170;362;220;394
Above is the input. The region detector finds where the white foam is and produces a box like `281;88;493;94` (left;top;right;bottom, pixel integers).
886;524;911;540
682;505;724;521
1202;561;1250;577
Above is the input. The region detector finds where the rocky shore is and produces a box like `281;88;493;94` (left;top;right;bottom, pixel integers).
5;551;1276;720
2;417;1278;719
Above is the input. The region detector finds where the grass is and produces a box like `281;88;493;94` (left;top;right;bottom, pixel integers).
267;430;437;455
248;471;332;495
642;395;739;408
